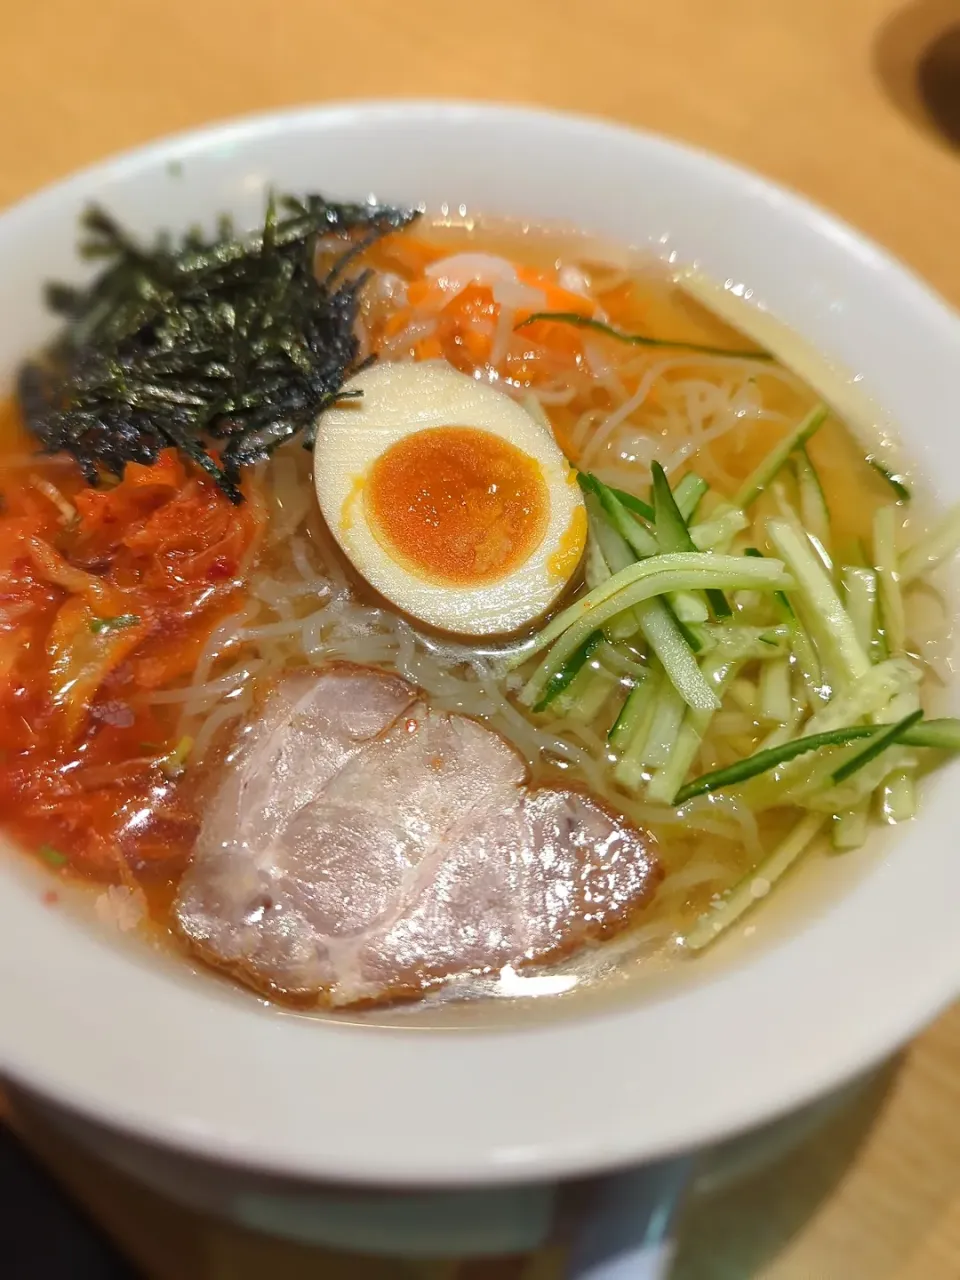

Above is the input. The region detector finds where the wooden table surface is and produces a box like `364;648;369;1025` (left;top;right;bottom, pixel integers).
4;1;960;1276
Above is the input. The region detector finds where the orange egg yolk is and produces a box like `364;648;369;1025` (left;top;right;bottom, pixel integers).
364;426;549;587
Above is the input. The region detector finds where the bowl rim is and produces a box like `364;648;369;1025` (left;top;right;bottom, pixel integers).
1;99;959;1188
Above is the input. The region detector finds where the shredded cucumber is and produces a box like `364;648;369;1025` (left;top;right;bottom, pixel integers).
831;709;923;784
584;523;612;592
674;473;709;522
633;597;713;707
900;504;960;584
734;403;829;508
674;712;959;804
873;505;905;656
728;676;759;713
647;653;744;803
614;667;662;790
842;566;878;655
758;656;792;725
585;472;705;622
689;505;749;551
683;813;826;950
794;446;832;562
766;519;870;685
832;802;870;852
514;554;790;714
583;475;659;558
652;462;731;619
559;663;619;723
513;553;790;670
608;680;649;750
599;483;654;524
866;456;911;502
586;502;642;642
533;631;602;713
880;769;917;823
641;683;687;771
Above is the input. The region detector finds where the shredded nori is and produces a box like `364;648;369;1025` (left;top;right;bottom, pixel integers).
17;193;419;503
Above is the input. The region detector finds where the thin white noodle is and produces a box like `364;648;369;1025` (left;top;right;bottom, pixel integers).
144;664;260;705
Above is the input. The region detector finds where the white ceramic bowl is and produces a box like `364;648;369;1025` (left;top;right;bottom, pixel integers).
1;103;959;1202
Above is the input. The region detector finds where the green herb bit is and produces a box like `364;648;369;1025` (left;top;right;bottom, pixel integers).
38;844;68;868
830;709;923;784
867;456;910;502
533;631;602;713
515;312;772;360
90;613;141;635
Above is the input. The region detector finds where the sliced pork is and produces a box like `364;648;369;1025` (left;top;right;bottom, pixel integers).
174;663;661;1006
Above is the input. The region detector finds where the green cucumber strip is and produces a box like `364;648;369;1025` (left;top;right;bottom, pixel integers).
517;556;791;713
634;597;712;705
804;658;919;737
674;714;960;804
641;682;687;771
652;462;731;618
578;472;655;524
516;312;772;360
728;676;759;712
832;802;870;852
670;593;710;626
899;718;960;750
584;527;611;591
734;403;829;508
772;478;833;575
651;461;693;551
873;505;905;656
842;566;878;655
563;664;619;723
586;470;708;622
608;680;649;749
757;703;805;753
880;769;917;823
586;473;727;627
744;547;794;617
596;642;647;678
593;481;659;558
690;506;748;551
758;655;792;724
867;456;911;502
647;654;743;804
794;446;831;559
510;550;789;673
533;631;602;712
900;504;960;584
830;709;923;785
673;473;709;522
614;667;662;790
683;813;826;950
766;518;871;685
604;484;655;524
586;504;642;642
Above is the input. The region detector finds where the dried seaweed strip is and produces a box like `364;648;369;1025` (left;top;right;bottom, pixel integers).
18;192;418;502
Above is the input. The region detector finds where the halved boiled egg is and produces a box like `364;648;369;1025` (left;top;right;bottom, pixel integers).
313;361;586;636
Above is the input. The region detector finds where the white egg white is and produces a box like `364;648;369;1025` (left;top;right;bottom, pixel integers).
313;360;586;636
